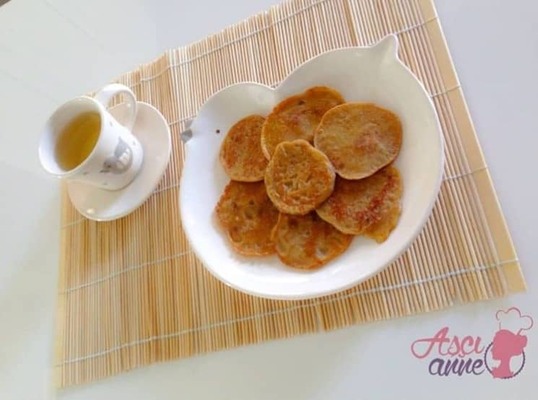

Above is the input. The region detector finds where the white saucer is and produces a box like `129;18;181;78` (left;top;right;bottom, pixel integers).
67;102;171;221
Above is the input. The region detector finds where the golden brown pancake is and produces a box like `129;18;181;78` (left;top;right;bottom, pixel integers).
364;200;402;243
314;103;402;179
316;166;402;235
219;115;267;182
264;139;335;215
261;86;345;159
215;180;279;256
361;162;403;243
271;212;354;269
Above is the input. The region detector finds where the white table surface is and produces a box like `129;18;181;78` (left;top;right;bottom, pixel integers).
1;0;537;399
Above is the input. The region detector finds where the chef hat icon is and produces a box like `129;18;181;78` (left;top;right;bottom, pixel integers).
496;307;534;335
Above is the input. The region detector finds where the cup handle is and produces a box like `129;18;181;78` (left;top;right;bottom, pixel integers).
94;83;138;131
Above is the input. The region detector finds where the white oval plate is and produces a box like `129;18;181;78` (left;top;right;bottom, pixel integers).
179;35;444;300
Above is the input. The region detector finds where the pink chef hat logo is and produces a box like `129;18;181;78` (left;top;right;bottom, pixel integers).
485;307;534;379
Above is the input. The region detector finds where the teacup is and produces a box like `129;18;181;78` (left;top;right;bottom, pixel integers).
38;84;143;190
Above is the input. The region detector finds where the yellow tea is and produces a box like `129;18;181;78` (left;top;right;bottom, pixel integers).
55;112;101;170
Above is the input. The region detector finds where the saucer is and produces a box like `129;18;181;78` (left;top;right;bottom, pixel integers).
67;102;171;221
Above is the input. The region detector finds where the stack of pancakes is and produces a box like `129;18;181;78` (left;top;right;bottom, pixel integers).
216;86;403;270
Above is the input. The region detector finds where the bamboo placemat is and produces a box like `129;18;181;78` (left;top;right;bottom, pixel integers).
54;0;526;388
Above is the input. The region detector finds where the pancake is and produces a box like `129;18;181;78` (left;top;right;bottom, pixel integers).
363;163;403;244
261;86;345;159
219;115;267;182
364;199;402;243
316;166;402;235
215;180;279;256
314;103;402;179
264;139;335;215
271;212;354;269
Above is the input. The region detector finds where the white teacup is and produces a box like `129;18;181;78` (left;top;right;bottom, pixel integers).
39;84;144;190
